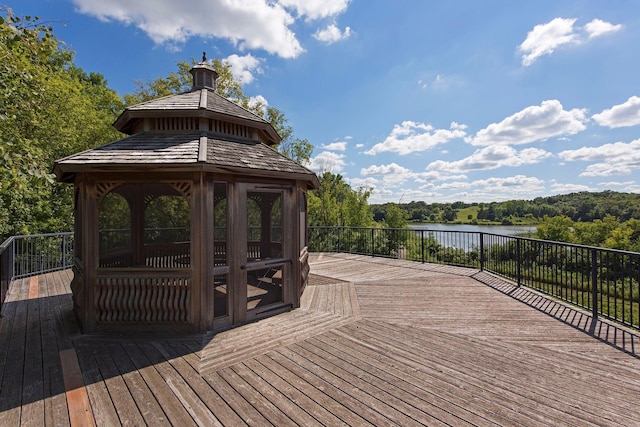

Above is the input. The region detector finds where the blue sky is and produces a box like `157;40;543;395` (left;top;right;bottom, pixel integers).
11;0;640;203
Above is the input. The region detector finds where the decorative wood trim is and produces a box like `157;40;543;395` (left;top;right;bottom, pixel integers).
208;119;251;139
169;182;192;201
94;274;191;323
198;89;207;109
95;182;120;205
299;246;310;298
198;135;207;162
154;117;199;131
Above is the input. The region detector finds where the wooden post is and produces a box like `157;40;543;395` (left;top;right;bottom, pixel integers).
284;185;296;307
198;173;216;330
191;173;203;330
83;175;98;332
229;182;246;324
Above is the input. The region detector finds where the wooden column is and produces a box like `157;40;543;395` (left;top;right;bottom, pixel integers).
83;174;98;332
192;172;216;331
229;181;246;324
283;185;296;307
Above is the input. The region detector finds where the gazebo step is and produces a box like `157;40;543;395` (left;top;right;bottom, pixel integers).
200;279;361;373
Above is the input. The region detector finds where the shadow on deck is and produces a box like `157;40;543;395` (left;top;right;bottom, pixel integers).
1;253;639;425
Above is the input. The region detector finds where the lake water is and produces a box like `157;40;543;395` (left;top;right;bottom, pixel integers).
406;223;536;249
409;223;536;236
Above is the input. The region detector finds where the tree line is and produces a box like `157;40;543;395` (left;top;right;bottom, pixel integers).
3;9;640;254
0;9;310;241
372;191;640;225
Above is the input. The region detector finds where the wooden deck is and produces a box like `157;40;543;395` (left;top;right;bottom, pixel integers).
1;253;640;426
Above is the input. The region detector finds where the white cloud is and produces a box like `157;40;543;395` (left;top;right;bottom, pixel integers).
358;162;466;194
72;0;305;57
427;145;552;173
360;163;416;188
365;173;546;204
457;175;544;190
365;121;467;155
519;18;578;66
558;139;640;176
422;175;546;203
278;0;350;20
348;177;378;191
321;141;347;151
224;54;262;84
550;182;593;193
519;17;622;66
360;163;411;176
313;24;352;44
592;96;640;128
246;95;269;116
418;74;463;91
585;18;623;39
467;100;587;146
599;180;635;188
558;139;640;162
306;151;346;173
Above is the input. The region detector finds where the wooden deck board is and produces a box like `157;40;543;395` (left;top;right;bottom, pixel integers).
1;253;640;425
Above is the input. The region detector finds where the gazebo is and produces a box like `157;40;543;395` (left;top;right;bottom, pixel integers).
54;56;319;333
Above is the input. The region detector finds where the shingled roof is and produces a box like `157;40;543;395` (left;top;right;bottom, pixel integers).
112;59;279;144
114;89;274;135
54;132;319;186
54;56;318;188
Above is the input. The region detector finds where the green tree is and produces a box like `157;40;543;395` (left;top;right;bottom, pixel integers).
535;216;574;243
308;172;373;227
384;203;408;229
124;58;313;164
0;10;123;239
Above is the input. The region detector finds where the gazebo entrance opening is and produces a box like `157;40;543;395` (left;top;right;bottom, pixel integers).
213;182;294;329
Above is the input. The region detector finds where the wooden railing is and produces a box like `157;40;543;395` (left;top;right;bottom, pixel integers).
95;272;191;323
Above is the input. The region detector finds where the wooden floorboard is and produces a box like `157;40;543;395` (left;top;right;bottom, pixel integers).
1;253;640;425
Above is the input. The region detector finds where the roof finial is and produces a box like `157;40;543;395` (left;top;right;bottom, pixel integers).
202;51;207;62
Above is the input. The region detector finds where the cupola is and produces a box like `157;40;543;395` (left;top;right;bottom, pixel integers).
190;52;219;91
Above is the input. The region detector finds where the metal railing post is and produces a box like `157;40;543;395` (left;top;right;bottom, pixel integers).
479;232;484;271
11;238;16;280
421;230;425;264
517;238;522;287
371;227;375;257
591;249;599;320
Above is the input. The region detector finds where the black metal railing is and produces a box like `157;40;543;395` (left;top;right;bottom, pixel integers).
0;232;74;304
2;227;638;330
308;226;640;330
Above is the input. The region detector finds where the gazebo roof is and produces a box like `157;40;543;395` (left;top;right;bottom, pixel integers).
54;56;318;188
113;88;280;144
54;132;319;187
